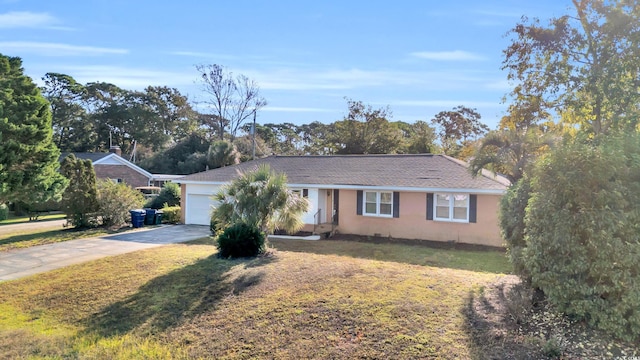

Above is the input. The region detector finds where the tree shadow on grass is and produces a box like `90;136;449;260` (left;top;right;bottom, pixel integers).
462;279;542;360
82;254;274;337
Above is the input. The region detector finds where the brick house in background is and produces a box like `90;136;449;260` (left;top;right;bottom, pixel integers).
61;146;182;188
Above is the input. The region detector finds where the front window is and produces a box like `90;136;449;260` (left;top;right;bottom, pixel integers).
364;191;393;217
434;193;469;222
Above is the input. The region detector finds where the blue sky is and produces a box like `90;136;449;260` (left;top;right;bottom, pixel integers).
1;0;573;129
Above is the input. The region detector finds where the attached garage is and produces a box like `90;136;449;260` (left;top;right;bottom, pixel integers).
185;194;215;225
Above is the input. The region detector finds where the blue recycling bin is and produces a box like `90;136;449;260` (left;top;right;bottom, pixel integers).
129;209;146;228
143;208;157;225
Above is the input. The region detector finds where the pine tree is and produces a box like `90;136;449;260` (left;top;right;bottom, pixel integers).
0;54;67;206
60;154;99;228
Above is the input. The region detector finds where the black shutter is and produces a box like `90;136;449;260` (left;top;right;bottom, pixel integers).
334;189;339;225
469;194;477;223
302;189;308;198
393;192;400;218
356;190;363;215
426;193;434;220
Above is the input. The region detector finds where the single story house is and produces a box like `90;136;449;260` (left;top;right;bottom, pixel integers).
62;146;183;188
177;154;510;247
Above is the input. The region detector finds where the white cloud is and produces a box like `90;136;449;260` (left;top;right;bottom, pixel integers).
0;11;71;29
169;51;239;60
58;65;193;89
0;41;128;56
235;67;482;91
484;80;511;91
410;50;486;61
389;100;502;108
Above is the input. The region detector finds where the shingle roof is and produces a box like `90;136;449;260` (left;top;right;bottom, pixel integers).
178;154;510;191
59;152;110;162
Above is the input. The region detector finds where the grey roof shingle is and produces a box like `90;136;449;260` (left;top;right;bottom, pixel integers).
178;154;509;191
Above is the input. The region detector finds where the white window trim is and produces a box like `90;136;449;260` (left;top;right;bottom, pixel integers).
433;193;469;223
363;191;393;218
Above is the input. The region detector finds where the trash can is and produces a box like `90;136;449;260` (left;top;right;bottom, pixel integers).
129;209;146;228
154;210;163;225
143;208;157;225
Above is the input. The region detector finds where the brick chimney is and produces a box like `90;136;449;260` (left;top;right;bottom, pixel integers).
109;145;122;156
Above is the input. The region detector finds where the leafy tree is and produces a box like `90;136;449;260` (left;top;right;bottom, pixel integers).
143;86;197;143
523;135;640;341
207;140;239;169
60;154;99;228
139;132;211;174
233;134;272;162
0;54;67;208
196;64;267;141
332;99;402;154
402;120;437;154
97;179;144;227
41;72;91;151
431;105;489;157
503;0;640;135
146;182;181;209
211;164;309;234
299;121;337;155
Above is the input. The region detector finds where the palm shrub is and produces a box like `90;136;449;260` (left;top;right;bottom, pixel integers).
97;180;145;227
211;164;309;234
523;134;640;341
216;222;265;258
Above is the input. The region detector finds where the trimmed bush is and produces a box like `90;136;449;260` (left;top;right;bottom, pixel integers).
523;135;640;341
161;205;180;223
0;203;8;221
97;180;145;227
146;182;180;209
216;223;265;258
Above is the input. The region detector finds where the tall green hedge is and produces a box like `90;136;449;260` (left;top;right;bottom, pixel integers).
522;135;640;341
499;175;532;284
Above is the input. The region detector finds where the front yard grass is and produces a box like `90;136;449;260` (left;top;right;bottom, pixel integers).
0;212;66;225
0;237;506;359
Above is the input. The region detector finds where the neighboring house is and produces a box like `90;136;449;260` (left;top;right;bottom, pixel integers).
177;154;510;247
61;146;183;188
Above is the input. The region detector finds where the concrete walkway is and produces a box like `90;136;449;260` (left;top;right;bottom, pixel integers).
0;225;210;282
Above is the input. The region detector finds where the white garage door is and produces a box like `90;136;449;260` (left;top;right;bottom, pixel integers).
186;194;215;225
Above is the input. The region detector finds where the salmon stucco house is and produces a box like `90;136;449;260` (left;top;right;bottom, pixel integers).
177;154;510;247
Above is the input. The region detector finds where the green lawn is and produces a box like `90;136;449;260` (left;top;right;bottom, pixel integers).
0;212;66;226
0;238;509;359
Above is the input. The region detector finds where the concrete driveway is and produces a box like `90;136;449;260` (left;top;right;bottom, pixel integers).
0;225;210;282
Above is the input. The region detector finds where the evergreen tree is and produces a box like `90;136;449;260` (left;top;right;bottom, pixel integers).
0;54;67;206
60;154;99;228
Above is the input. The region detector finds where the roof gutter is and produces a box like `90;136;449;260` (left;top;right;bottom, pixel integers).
177;180;506;195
